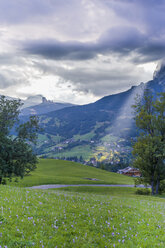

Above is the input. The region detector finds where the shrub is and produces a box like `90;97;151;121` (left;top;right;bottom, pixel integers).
159;180;165;194
135;188;151;195
1;179;6;185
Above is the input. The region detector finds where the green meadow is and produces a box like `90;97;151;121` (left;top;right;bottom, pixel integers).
0;159;164;247
0;186;164;247
11;159;134;187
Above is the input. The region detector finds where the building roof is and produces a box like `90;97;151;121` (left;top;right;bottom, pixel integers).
118;167;140;173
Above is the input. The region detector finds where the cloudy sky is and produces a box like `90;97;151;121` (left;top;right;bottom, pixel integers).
0;0;164;104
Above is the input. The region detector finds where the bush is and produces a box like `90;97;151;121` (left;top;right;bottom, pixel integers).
14;178;19;183
159;180;165;194
135;188;151;195
134;177;148;188
1;179;6;185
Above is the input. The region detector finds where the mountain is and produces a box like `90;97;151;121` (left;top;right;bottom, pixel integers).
39;83;145;138
153;60;165;81
33;64;165;163
22;95;45;108
21;96;74;116
0;94;75;116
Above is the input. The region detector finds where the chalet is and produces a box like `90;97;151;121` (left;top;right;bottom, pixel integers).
117;167;141;177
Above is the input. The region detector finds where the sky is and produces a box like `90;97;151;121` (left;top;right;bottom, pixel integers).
0;0;164;104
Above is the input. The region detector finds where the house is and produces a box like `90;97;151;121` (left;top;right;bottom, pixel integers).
117;167;141;177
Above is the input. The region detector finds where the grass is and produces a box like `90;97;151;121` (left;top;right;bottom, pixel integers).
73;131;95;141
0;185;164;247
101;134;118;143
52;186;138;196
5;158;164;247
11;159;134;187
53;145;93;160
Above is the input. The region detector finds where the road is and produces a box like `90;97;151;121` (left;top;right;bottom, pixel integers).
28;184;147;190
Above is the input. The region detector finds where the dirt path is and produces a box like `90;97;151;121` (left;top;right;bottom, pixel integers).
28;184;144;189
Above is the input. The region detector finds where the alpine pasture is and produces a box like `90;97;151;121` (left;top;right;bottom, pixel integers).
0;159;164;247
11;159;134;187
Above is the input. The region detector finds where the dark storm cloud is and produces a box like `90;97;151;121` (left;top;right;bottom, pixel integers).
23;39;96;61
98;26;146;53
104;0;165;48
0;0;165;102
23;26;146;60
2;0;165;63
133;41;165;63
54;66;141;96
21;0;165;64
32;59;147;97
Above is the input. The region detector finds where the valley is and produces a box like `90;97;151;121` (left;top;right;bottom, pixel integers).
7;63;164;168
33;72;164;165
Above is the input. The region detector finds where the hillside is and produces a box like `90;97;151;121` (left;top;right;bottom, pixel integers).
21;100;74;116
35;85;144;162
12;159;134;187
34;63;165;163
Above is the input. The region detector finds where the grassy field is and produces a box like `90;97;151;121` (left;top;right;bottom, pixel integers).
1;159;165;247
11;159;134;187
52;186;138;196
0;186;164;247
52;145;93;160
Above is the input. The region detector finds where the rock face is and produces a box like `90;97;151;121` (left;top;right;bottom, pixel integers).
42;96;48;103
146;61;165;97
153;60;165;81
22;95;45;108
20;97;74;116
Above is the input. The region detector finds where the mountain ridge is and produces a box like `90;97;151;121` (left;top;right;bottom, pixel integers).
21;100;75;116
35;63;164;162
0;94;75;116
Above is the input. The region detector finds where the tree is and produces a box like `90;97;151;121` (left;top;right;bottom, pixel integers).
132;90;165;195
0;96;39;184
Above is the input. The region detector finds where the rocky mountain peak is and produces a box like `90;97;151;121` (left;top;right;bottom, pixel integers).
42;96;48;103
23;94;48;108
153;60;165;80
